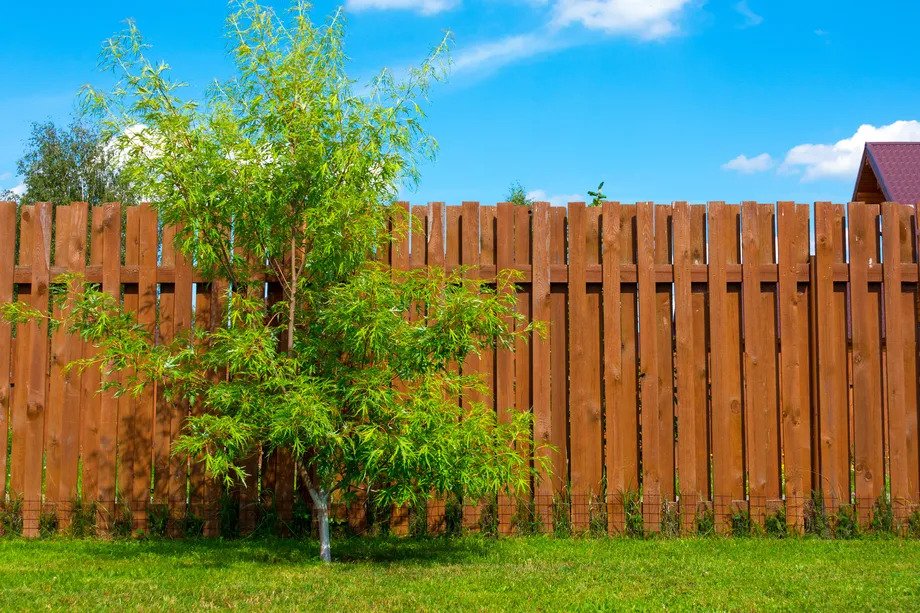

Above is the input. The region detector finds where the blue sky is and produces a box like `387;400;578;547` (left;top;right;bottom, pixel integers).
3;0;920;205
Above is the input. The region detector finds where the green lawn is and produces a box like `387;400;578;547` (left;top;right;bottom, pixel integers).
0;536;918;610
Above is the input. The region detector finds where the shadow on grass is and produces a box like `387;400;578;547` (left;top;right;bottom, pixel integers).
13;535;494;567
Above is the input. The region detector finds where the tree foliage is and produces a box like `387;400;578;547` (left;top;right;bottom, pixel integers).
5;0;543;558
8;120;136;206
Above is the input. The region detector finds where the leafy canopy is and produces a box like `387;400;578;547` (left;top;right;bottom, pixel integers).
10;0;543;513
4;120;136;206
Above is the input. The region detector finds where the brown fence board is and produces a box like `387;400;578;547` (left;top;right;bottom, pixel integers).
673;202;698;532
601;201;624;532
654;205;675;512
637;202;660;531
741;202;778;522
531;201;552;527
549;206;569;502
815;202;850;510
12;203;50;535
0;202;15;503
778;202;813;530
689;205;709;501
848;202;884;522
618;205;639;497
47;203;87;518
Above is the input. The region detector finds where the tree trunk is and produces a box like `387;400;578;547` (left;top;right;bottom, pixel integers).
309;487;331;563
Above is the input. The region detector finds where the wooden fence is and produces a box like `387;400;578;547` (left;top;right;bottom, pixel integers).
1;199;919;537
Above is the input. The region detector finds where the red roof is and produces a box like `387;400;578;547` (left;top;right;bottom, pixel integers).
855;142;920;203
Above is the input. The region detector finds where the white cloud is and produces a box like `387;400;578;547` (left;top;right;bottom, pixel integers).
526;189;584;206
734;1;763;27
722;153;773;174
782;120;920;181
11;183;26;196
0;172;11;182
345;0;458;14
552;0;692;39
453;32;567;74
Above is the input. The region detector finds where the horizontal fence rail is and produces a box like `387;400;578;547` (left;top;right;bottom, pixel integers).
0;199;919;537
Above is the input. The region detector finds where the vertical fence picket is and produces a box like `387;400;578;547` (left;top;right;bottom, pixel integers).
0;201;15;503
882;202;910;520
549;206;569;517
567;202;591;530
654;205;675;514
673;202;699;533
848;202;885;524
513;204;534;532
495;202;515;534
778;202;813;531
11;203;50;535
47;203;87;522
896;204;920;515
618;205;640;510
741;202;781;525
689;206;710;511
637;202;660;532
531;201;552;528
602;201;624;532
153;224;175;508
708;202;745;530
815;202;850;512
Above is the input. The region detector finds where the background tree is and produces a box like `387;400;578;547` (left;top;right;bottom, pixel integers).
7;0;541;561
11;119;136;206
506;181;532;206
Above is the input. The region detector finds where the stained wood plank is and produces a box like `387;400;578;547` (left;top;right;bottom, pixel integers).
132;204;158;526
815;202;850;511
549;207;569;507
618;205;640;502
673;202;698;533
531;201;552;528
708;202;744;531
97;204;121;517
653;205;675;507
778;202;813;531
847;202;884;522
495;202;516;534
882;202;910;519
118;207;141;514
636;202;660;532
170;227;193;521
689;206;710;502
601;201;624;532
47;203;88;516
12;203;51;535
153;224;175;505
0;201;16;502
741;202;780;524
896;204;920;513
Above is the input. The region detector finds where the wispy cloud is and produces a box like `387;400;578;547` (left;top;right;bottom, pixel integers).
722;153;773;174
552;0;693;39
454;0;694;75
345;0;458;15
526;188;584;206
0;172;11;182
782;120;920;181
453;31;569;74
734;1;763;28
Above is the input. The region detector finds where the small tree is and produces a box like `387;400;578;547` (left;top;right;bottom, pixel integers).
506;181;532;206
11;119;136;206
7;1;540;561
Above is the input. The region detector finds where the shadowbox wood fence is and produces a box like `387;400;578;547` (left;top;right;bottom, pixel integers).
1;199;919;537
